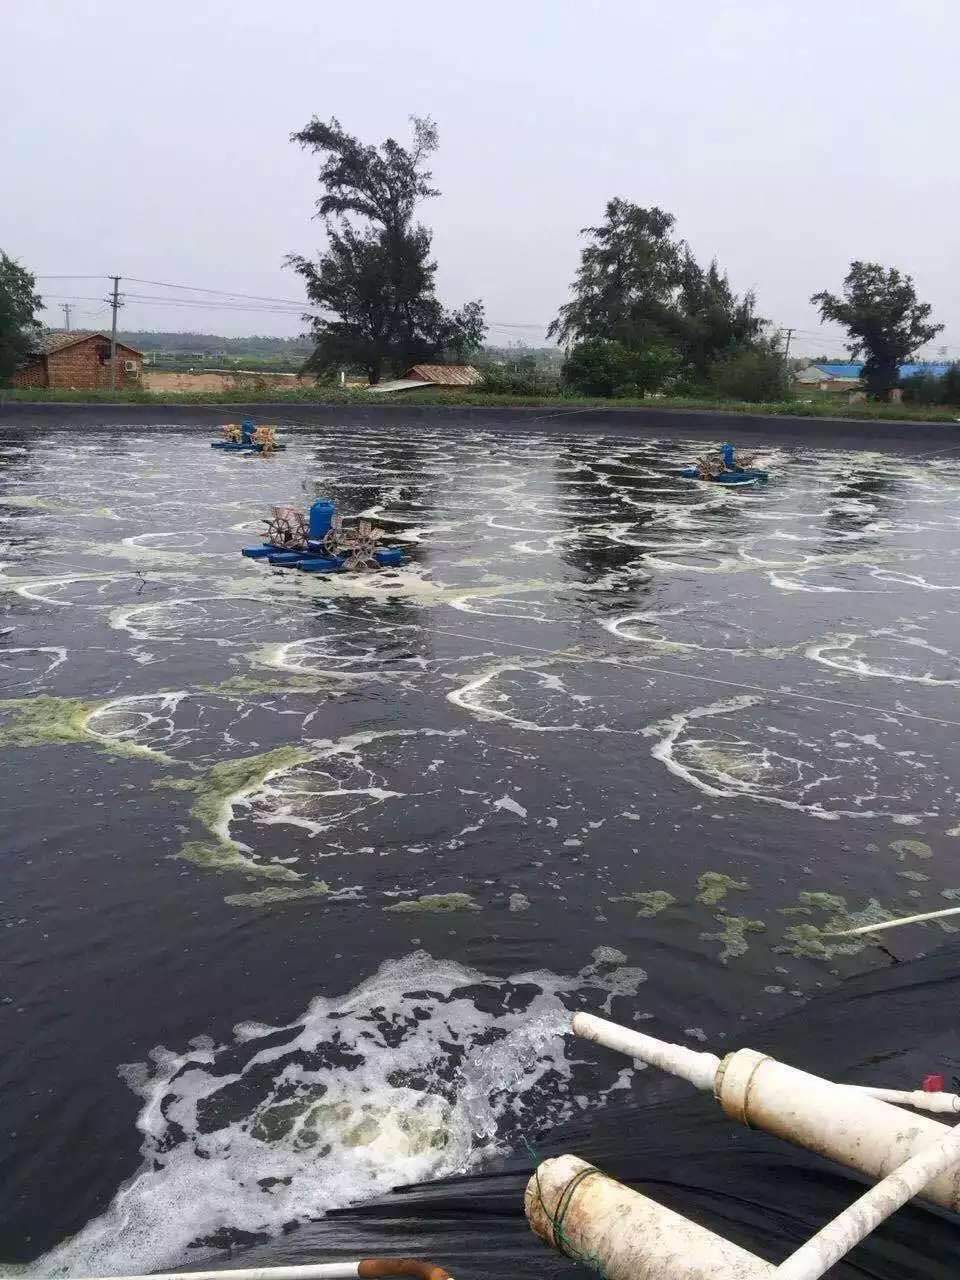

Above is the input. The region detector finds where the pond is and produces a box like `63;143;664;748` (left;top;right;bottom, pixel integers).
2;420;960;1273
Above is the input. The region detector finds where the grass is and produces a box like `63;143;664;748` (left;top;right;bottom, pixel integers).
2;384;959;423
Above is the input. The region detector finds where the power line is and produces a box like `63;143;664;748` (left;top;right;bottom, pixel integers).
123;276;312;307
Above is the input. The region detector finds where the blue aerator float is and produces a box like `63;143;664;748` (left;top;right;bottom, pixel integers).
242;500;406;573
211;418;286;453
682;442;768;485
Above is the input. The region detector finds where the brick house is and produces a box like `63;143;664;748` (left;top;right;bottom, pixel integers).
13;331;144;390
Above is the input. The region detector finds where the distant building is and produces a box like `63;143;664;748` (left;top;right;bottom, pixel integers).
13;331;144;390
366;363;483;394
793;362;863;395
794;360;953;395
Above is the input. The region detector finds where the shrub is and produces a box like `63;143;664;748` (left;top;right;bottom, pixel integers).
561;339;680;398
901;364;960;406
900;373;943;404
478;364;561;396
709;344;790;402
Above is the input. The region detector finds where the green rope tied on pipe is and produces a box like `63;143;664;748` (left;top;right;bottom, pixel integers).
524;1140;610;1279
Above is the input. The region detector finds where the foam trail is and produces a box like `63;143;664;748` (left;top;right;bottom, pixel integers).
24;952;637;1279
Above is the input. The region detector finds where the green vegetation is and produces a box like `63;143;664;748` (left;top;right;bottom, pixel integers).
561;338;681;397
549;199;774;399
901;365;960;406
812;262;943;400
3;381;958;422
0;251;43;385
708;342;791;403
119;332;312;358
288;115;484;383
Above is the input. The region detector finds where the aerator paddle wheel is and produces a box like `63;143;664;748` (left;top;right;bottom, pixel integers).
262;506;308;549
335;518;387;572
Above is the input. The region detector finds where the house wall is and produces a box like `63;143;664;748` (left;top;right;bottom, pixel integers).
45;340;142;390
11;360;48;389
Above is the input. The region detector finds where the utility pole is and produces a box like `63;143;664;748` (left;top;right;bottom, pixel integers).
781;327;795;363
61;303;72;332
108;275;121;390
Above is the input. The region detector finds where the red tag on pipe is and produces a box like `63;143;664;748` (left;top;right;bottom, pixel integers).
923;1074;946;1092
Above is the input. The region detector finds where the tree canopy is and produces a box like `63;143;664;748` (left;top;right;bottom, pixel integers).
811;262;943;398
288;116;484;383
548;199;763;379
0;252;43;385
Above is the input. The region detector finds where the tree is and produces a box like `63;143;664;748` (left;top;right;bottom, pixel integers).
811;262;943;400
548;199;762;378
548;201;683;349
675;254;763;378
0;252;43;385
288;116;484;383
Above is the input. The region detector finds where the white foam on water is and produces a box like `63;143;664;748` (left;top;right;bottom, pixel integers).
447;661;584;732
0;645;68;688
23;952;634;1279
644;694;942;823
240;728;466;845
807;632;960;685
86;692;192;754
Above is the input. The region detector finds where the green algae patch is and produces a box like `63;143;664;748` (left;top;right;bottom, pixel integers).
0;695;171;761
0;494;62;511
153;775;201;793
225;883;331;908
777;891;896;959
190;746;314;837
169;746;315;886
200;674;341;697
0;696;95;747
701;914;765;963
385;893;481;914
508;892;531;913
177;840;299;882
696;872;749;906
611;890;676;918
890;839;933;861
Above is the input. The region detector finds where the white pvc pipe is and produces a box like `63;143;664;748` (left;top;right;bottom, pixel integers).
65;1264;453;1280
572;1012;721;1090
851;1085;960;1115
774;1125;960;1280
572;1018;960;1210
526;1153;773;1280
572;1015;960;1114
715;1049;960;1212
828;905;960;936
69;1268;362;1280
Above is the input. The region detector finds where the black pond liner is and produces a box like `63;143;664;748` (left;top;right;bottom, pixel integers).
209;941;960;1279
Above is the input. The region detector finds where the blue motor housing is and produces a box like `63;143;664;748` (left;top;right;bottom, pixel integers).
309;500;336;540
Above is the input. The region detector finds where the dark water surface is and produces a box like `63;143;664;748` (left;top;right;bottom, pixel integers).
2;422;960;1273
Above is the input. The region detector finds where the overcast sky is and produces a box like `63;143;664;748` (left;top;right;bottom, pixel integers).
3;0;957;356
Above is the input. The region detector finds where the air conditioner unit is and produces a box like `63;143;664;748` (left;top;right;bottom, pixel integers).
123;360;137;372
